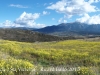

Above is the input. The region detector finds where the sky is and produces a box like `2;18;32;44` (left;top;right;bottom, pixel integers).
0;0;100;28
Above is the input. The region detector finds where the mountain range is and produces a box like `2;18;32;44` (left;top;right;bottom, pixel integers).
0;22;100;42
34;22;100;36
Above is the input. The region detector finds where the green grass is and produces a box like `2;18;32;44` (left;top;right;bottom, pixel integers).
0;39;100;75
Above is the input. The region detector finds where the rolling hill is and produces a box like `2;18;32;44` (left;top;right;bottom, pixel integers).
0;28;75;42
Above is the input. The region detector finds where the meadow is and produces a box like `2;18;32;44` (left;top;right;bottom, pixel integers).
0;39;100;75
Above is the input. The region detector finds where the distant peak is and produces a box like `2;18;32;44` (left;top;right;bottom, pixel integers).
60;23;66;25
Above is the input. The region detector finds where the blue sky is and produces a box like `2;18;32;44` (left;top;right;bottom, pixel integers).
0;0;100;28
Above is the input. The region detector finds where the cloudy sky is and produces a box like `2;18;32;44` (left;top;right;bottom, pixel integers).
0;0;100;28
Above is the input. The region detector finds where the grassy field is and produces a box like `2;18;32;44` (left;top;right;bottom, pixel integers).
0;39;100;75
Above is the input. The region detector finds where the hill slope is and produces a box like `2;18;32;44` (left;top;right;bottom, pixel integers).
0;28;73;42
0;39;100;75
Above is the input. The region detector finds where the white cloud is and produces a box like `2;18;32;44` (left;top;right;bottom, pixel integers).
2;20;14;27
43;11;48;15
76;14;90;23
3;20;13;27
1;20;45;28
47;0;99;17
63;20;67;23
14;12;45;28
64;15;72;19
89;0;100;4
1;20;21;27
76;14;100;24
1;12;46;28
16;12;40;21
58;18;67;23
36;23;46;28
58;18;63;23
42;11;50;15
9;4;28;8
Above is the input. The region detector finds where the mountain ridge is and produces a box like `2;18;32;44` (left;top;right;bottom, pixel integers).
34;22;100;36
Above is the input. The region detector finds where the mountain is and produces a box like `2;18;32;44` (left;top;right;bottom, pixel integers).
0;28;75;42
34;22;100;36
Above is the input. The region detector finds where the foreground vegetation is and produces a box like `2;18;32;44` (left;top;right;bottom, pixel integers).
0;39;100;75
